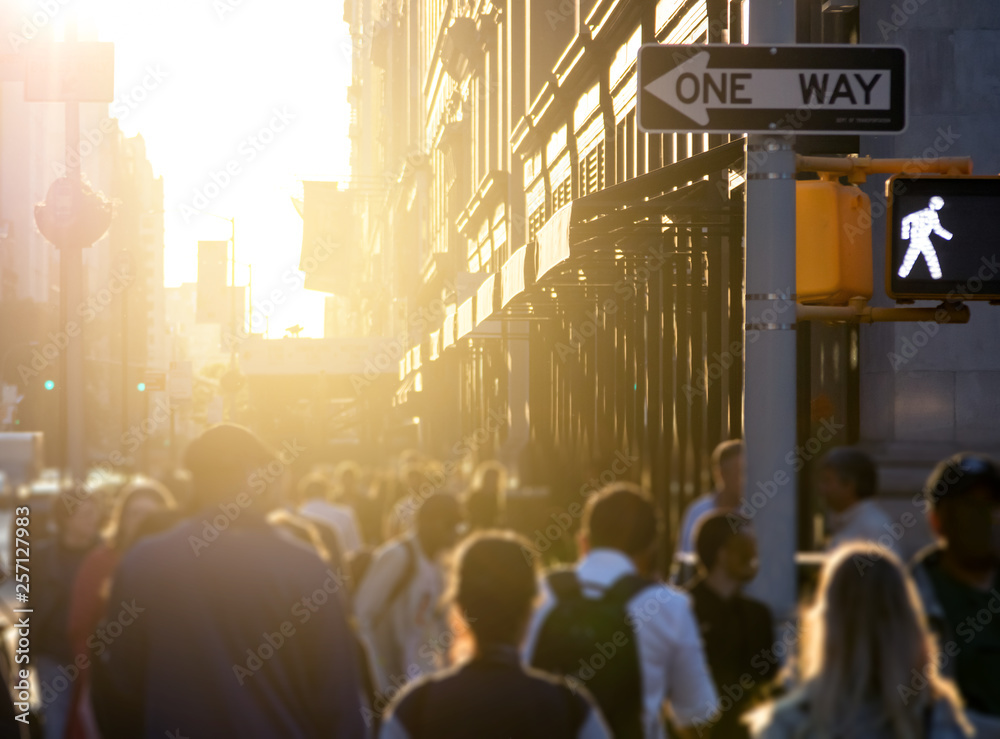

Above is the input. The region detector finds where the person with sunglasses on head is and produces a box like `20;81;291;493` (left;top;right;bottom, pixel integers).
911;452;1000;736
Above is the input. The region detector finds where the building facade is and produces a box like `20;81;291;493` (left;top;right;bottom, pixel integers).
858;2;1000;496
347;0;999;556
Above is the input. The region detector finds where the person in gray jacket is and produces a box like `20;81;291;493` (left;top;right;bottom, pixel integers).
749;543;970;739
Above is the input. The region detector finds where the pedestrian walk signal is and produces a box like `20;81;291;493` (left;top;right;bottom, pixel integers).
898;196;950;280
887;176;1000;300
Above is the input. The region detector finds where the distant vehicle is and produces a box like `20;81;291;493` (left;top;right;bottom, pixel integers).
0;432;44;496
20;473;64;540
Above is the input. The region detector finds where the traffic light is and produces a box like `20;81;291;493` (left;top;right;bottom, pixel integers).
796;180;873;306
137;382;146;392
43;380;55;390
887;176;1000;300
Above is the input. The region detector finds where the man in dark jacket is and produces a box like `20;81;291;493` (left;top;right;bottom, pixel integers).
911;453;1000;737
684;512;776;739
95;424;367;738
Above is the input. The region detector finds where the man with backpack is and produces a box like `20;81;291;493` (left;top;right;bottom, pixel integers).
355;493;463;697
525;483;718;739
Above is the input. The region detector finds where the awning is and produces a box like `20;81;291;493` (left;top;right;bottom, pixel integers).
457;296;475;339
536;202;574;282
429;330;440;361
494;138;745;315
389;140;745;411
528;139;744;287
475;273;499;326
572;137;744;211
455;271;495;339
442;304;457;349
500;243;534;307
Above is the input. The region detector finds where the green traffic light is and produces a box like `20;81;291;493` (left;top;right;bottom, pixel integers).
137;382;146;392
44;380;55;390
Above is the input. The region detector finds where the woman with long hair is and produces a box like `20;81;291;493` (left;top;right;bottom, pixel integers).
749;543;971;739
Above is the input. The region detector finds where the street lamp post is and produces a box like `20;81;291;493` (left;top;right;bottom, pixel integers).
31;24;114;479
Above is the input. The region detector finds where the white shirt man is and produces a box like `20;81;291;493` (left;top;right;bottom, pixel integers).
818;447;902;556
675;441;745;581
525;485;719;739
300;498;363;554
677;492;719;557
828;497;898;554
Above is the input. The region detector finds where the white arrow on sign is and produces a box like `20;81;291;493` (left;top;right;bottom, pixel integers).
644;51;892;125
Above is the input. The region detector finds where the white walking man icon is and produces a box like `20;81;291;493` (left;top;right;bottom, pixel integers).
898;196;953;279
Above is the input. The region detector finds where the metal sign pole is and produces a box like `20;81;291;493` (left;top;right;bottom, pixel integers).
743;0;799;621
63;21;86;480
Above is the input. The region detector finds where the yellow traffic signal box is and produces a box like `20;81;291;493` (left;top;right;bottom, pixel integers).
796;180;873;306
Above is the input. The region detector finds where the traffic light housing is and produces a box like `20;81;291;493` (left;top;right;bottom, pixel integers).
796;179;873;306
886;176;1000;300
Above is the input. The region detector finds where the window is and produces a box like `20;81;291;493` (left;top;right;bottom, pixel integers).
579;141;606;197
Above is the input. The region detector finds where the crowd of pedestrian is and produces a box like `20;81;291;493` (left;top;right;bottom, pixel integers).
6;426;999;738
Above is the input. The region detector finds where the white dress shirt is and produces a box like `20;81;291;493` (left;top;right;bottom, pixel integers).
677;493;718;556
828;498;899;555
300;499;363;554
524;549;719;739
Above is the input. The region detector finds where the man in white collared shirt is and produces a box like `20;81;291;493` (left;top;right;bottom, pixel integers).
524;484;719;739
676;441;744;568
818;447;901;556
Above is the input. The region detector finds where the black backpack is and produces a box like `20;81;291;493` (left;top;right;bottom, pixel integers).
530;569;653;739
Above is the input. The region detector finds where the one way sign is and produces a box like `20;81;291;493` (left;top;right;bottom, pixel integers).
637;44;906;135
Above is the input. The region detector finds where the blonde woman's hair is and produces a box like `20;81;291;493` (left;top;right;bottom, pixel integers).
799;543;967;738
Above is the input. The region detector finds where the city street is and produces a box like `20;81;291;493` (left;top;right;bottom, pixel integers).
0;0;999;737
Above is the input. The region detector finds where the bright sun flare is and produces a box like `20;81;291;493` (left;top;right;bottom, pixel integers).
20;0;355;337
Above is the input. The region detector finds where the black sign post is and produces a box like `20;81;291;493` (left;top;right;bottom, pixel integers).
637;44;907;135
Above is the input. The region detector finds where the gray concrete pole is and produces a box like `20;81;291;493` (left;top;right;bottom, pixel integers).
743;0;798;620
